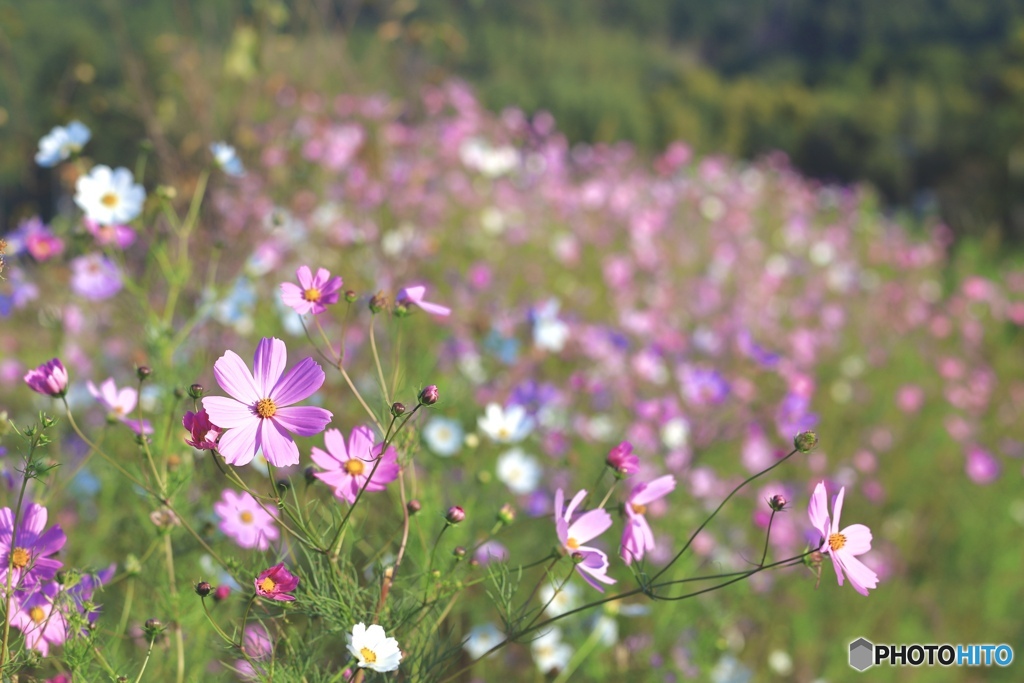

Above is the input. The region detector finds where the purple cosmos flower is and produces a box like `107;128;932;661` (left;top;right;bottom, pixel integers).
84;218;136;248
808;482;878;596
214;489;279;551
9;582;67;655
24;359;69;398
620;475;676;565
280;266;343;315
182;409;221;451
254;563;299;601
311;426;400;504
66;564;116;625
679;366;730;406
606;441;639;476
0;503;66;591
87;378;152;434
203;337;332;467
965;445;1000;484
396;285;451;316
554;488;616;592
70;254;123;300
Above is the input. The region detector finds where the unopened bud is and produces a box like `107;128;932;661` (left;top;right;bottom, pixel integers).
213;585;231;602
188;383;205;399
497;503;516;525
445;506;465;525
452;546;466;560
143;618;164;639
794;431;818;453
394;303;410;317
125;554;142;576
768;494;787;512
571;552;585;565
407;499;422;515
304;466;318;486
369;291;388;314
41;414;58;429
344;290;357;303
391;402;406;417
136;366;152;381
195;581;212;597
418;384;439;406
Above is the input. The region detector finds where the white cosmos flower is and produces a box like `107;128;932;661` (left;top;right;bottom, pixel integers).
210;141;246;177
477;403;533;443
531;627;573;674
538;581;581;618
36;120;91;167
347;623;402;673
423;416;464;457
75;165;145;225
463;622;504;659
496;448;542;494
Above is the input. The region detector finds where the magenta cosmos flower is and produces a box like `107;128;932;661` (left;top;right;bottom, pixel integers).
606;441;639;476
87;378;151;434
9;582;67;656
620;474;676;565
24;359;69;398
214;489;279;551
808;482;878;596
311;426;400;504
280;266;343;315
183;409;221;451
0;503;66;591
203;337;332;467
396;285;451;316
554;489;616;592
254;562;299;601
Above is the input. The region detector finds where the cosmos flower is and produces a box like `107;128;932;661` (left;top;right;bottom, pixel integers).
24;228;63;262
182;409;221;451
462;622;504;659
280;266;343;315
808;482;878;596
620;475;676;565
477;403;533;443
214;489;279;551
70;254;123;300
312;426;400;504
348;623;402;672
24;359;69;398
531;299;570;352
422;416;463;457
35;121;90;167
74;165;145;225
0;503;66;591
530;627;573;674
554;489;616;592
84;218;136;248
606;441;639;476
211;141;246;177
9;582;67;655
254;563;299;601
496;448;542;495
396;285;451;316
87;378;152;434
203;337;332;467
65;564;117;625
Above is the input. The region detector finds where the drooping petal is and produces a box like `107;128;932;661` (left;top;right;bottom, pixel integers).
273;406;332;437
417;300;451;316
631;475;676;506
269;357;325;407
808;481;830;537
203;396;256;429
835;550;879;596
217;420;261;466
253;338;287;397
564;489;588;521
213;350;261;404
258;419;301;467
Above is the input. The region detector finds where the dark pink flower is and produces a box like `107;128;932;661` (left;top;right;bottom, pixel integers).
606;441;639;476
24;359;68;398
254;563;299;601
280;266;343;315
808;482;878;596
182;409;221;450
25;231;64;262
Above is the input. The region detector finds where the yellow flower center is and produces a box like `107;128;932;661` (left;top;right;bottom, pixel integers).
344;459;365;475
496;427;510;440
566;537;580;550
258;577;277;593
11;547;30;569
631;503;647;515
240;511;254;524
303;287;322;302
29;607;45;624
828;532;846;552
100;192;119;208
256;398;277;419
360;647;377;664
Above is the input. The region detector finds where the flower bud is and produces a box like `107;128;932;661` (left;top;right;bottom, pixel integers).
794;431;819;453
391;402;406;417
497;503;516;525
344;290;357;303
418;385;439;406
143;618;164;640
393;303;410;317
571;552;585;565
125;554;142;576
136;366;152;381
195;581;212;597
768;494;787;512
304;466;318;486
213;585;231;602
445;506;465;524
452;546;466;560
407;499;422;515
369;291;388;314
188;383;205;399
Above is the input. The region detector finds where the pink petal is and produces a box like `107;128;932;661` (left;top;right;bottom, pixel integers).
280;282;310;313
314;468;351;491
258;419;300;467
839;523;873;555
312;268;331;287
253;338;287;397
296;265;314;289
828;548;845;587
399;286;425;304
217;420;261;466
835;550;879;595
564;489;588;521
830;486;846;535
213;350;261;404
33;525;67;556
417;300;451;316
270;357;325;406
273;406;332;437
347;425;378;461
567;508;612;544
321;276;343;298
203;396;256;429
808;481;830;536
323;428;349;460
20;504;47;536
631;475;676;506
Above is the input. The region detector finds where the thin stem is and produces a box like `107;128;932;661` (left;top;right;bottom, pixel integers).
132;636;156;683
237;594;258;648
62;399;150;491
759;509;777;567
164;534;185;683
368;315;391;406
0;453;33;671
596;480;618;511
421;522;452;603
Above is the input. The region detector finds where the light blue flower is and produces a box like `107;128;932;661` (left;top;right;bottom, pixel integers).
210;141;246;177
35;120;91;167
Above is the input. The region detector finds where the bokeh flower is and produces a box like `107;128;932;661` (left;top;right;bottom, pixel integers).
396;285;451;316
422;416;463;457
70;254;123;300
24;359;69;398
35;120;90;167
87;378;152;434
477;403;533;443
74;165;145;225
211;141;246;177
620;475;676;565
214;489;279;551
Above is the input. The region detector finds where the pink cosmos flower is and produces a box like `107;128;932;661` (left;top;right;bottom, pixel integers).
203;337;332;467
606;441;639;476
808;482;878;596
311;426;400;504
0;503;66;590
87;378;152;434
9;582;67;656
24;359;69;398
25;231;64;262
280;266;343;315
396;285;451;316
84;218;136;248
214;489;279;551
236;622;273;680
554;489;616;592
182;409;221;451
620;475;676;565
254;563;299;601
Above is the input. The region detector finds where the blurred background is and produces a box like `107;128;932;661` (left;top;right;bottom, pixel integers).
6;0;1024;245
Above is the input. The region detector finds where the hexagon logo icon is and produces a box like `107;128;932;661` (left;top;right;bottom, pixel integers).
849;637;874;671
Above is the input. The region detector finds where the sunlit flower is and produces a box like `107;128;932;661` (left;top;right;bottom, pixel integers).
496;448;542;494
311;426;400;504
214;489;278;551
0;503;66;590
620;475;676;565
9;582;66;655
808;482;878;596
87;378;152;434
554;488;616;591
477;403;533;443
35;120;90;167
280;266;343;315
24;359;68;398
203;337;332;467
422;416;463;457
348;623;402;672
254;563;298;601
74;165;145;225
